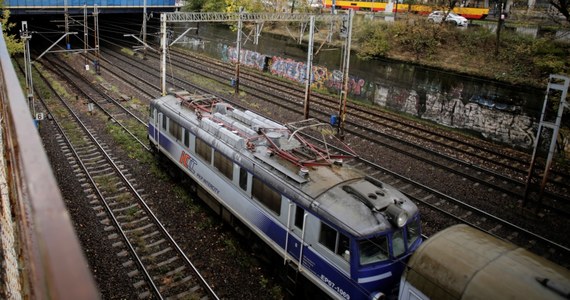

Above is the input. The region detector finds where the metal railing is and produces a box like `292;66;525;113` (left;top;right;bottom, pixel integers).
0;25;99;299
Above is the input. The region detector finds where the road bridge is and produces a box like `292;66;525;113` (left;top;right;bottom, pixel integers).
6;0;178;15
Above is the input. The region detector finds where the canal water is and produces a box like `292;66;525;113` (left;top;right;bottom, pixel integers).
172;22;546;149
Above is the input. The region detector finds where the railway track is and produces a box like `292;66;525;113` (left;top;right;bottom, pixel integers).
29;36;564;267
166;47;569;184
164;48;570;212
97;44;570;217
300;132;570;268
165;48;570;205
20;58;219;300
43;55;150;150
85;45;570;265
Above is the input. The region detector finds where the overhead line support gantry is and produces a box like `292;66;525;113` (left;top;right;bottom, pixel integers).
160;11;353;134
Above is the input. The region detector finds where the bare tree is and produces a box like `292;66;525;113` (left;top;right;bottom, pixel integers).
549;0;570;23
445;0;459;10
495;0;506;56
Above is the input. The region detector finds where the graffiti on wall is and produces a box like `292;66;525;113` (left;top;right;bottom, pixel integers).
269;56;308;83
322;70;372;98
209;44;536;148
213;42;533;147
269;56;372;98
221;45;267;71
216;42;373;98
372;82;535;148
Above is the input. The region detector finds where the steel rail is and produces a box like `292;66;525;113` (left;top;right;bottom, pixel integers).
147;48;570;212
32;57;219;300
39;58;150;151
0;26;98;299
106;47;570;260
36;83;164;299
300;132;570;264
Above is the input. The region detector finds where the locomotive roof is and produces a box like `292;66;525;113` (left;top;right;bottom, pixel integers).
154;92;417;236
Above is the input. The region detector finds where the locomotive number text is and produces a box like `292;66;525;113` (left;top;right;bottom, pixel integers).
320;274;350;300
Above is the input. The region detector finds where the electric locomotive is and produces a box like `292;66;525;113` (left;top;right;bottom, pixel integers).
149;90;422;299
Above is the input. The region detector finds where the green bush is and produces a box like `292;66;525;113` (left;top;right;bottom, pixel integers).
456;26;495;55
355;22;391;58
353;16;569;87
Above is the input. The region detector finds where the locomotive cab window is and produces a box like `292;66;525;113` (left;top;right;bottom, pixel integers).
196;138;212;163
161;114;167;130
169;119;182;141
214;150;233;179
406;217;421;249
184;130;190;148
239;167;248;191
392;229;406;258
252;177;281;215
319;222;350;261
359;235;389;265
294;206;305;230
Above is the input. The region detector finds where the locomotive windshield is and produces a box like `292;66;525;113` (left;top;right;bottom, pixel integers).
406;217;421;248
393;217;422;258
359;236;389;265
359;217;422;265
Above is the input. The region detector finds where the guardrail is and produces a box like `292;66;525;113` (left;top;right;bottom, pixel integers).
0;25;99;299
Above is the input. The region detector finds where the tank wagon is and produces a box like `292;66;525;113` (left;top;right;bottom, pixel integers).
148;90;422;299
399;224;570;300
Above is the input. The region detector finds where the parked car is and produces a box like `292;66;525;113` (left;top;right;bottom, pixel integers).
427;11;469;26
307;0;323;8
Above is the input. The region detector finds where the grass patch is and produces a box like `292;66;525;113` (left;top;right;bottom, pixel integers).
222;237;253;268
259;275;283;300
175;67;234;95
150;161;170;181
196;215;215;230
105;122;152;163
121;47;135;56
116;192;131;203
126;205;139;217
94;174;118;194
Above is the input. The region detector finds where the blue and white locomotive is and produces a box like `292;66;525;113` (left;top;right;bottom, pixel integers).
148;90;422;299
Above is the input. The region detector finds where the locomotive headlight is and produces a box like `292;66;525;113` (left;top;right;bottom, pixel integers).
386;204;408;228
371;291;386;300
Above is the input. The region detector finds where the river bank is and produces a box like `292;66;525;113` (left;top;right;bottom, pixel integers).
262;11;569;89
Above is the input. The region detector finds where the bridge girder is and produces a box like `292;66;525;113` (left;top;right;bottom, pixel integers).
162;12;348;23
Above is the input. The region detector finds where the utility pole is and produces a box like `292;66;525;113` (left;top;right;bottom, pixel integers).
21;21;34;115
523;75;569;212
65;0;70;49
142;0;148;59
337;10;353;137
394;0;398;20
161;13;167;96
303;16;315;120
94;4;100;74
83;3;88;69
234;7;243;94
495;0;505;56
